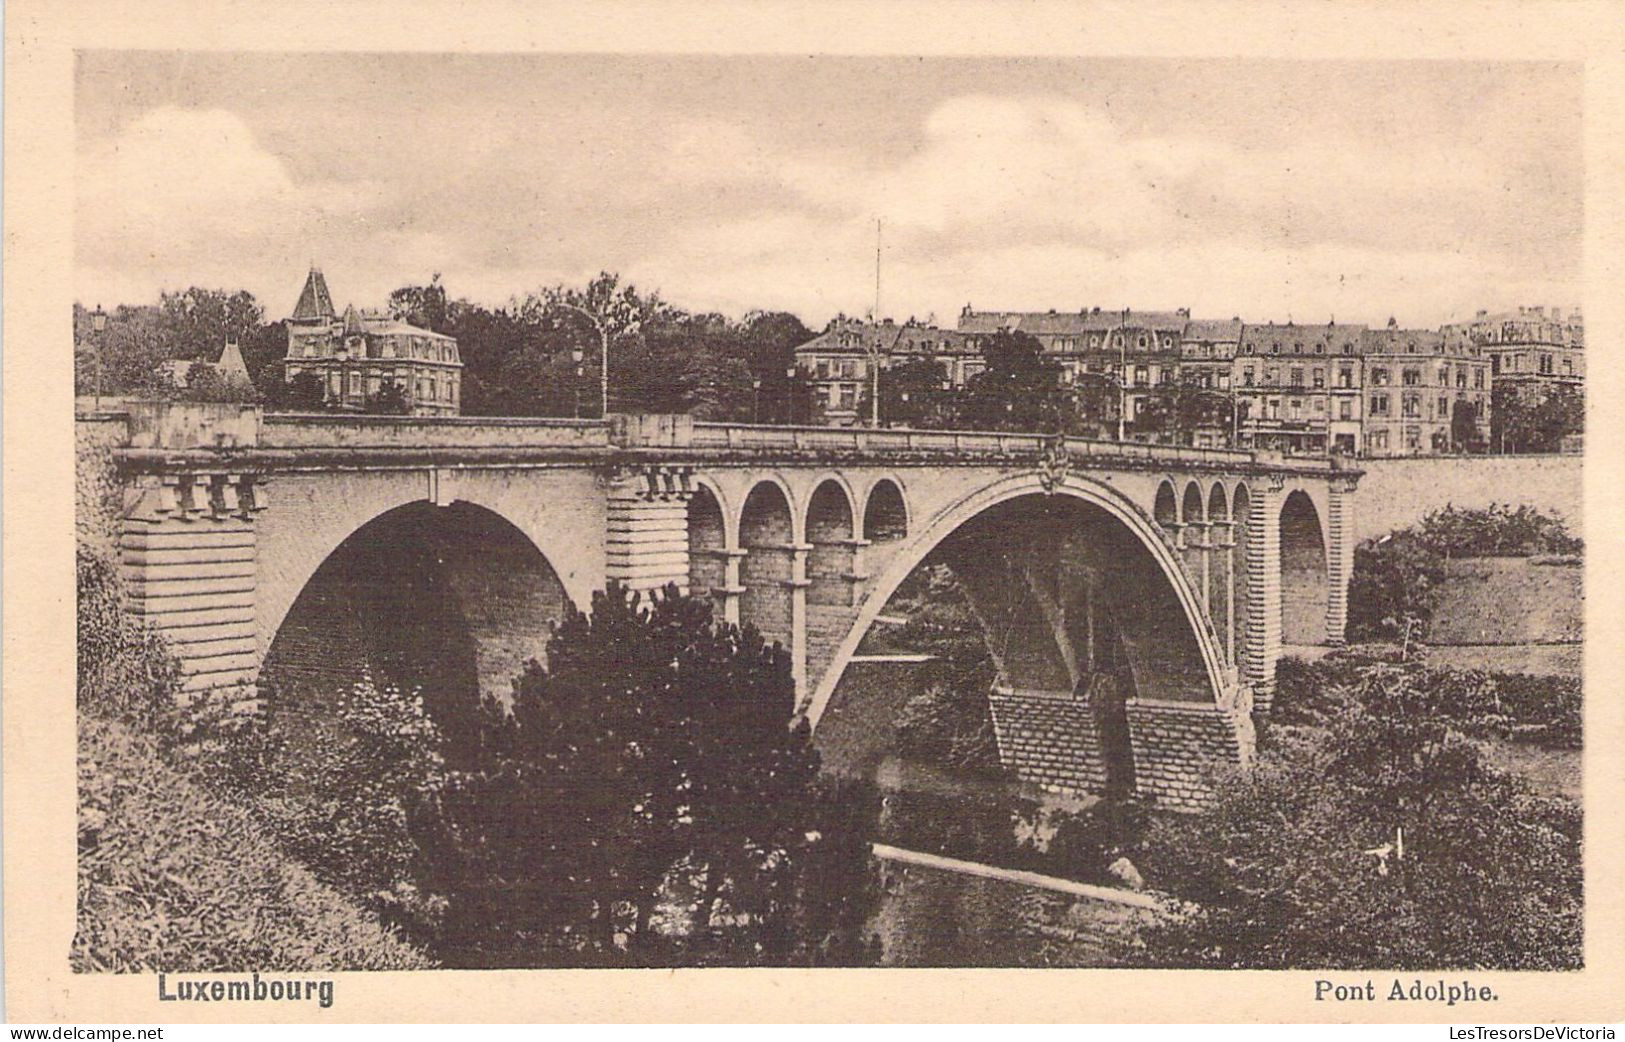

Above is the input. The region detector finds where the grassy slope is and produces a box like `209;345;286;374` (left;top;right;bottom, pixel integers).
74;715;433;973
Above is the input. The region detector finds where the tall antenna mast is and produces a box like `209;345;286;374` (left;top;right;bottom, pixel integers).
875;217;883;320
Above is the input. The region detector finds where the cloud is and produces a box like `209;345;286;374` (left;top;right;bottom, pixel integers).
75;106;390;305
640;92;1576;325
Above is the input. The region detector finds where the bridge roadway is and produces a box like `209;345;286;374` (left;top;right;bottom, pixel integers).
80;403;1361;809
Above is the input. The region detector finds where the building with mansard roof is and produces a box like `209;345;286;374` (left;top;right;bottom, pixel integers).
283;268;462;415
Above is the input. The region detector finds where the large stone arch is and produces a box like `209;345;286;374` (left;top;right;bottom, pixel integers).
1280;488;1329;646
806;473;1246;808
255;472;598;663
259;499;572;763
808;473;1235;727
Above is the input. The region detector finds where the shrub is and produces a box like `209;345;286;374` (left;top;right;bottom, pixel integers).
1273;653;1580;750
893;682;1004;777
76;547;180;724
1348;505;1582;641
73;715;432;972
218;673;448;926
1139;668;1582;970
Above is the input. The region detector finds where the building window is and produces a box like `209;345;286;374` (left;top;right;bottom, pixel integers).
1338;367;1353;388
1339;399;1352;420
1456;368;1467;388
1266;368;1279;386
1312;368;1325;389
1405;427;1421;451
1402;368;1420;386
1475;369;1485;389
1134;365;1149;386
1372;367;1389;385
1402;394;1420;418
1368;429;1389;452
1370;393;1389;416
1290;368;1304;388
1242;368;1255;387
1438;395;1449;417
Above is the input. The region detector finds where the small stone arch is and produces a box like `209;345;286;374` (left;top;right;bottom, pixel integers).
1206;482;1232;654
806;478;857;607
739;480;796;647
687;481;729;608
1182;481;1206;525
862;477;909;543
1153;479;1178;526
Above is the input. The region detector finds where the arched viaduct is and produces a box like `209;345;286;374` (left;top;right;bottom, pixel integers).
83;404;1360;809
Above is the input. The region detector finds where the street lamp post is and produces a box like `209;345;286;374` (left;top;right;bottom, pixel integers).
555;302;612;418
752;376;762;424
90;305;108;411
785;365;798;425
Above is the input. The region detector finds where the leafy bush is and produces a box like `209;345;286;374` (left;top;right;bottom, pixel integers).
1139;667;1582;970
893;682;1004;777
1273;651;1580;750
76;548;180;723
1419;503;1582;558
1348;505;1582;641
218;673;448;928
74;715;432;972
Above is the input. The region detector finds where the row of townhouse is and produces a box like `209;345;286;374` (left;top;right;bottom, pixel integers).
794;304;1582;457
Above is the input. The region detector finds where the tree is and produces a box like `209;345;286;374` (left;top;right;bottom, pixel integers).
1139;666;1581;969
1450;398;1482;453
365;381;413;416
957;331;1068;432
858;357;952;428
158;287;266;361
435;584;879;965
1492;382;1583;454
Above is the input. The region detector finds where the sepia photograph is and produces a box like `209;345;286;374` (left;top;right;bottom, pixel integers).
7;1;1620;1024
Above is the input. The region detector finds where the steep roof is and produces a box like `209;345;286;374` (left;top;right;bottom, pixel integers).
214;340;252;384
291;268;336;322
342;303;366;337
956;308;1191;336
1183;318;1244;341
1239;321;1368;354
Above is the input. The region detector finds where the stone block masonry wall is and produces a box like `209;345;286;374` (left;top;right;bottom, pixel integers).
986;689;1107;794
1125;699;1243;811
605;487;690;595
1243;485;1284;714
1355;454;1580;542
121;515;258;694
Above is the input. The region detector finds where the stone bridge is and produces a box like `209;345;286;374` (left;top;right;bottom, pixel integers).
78;402;1361;808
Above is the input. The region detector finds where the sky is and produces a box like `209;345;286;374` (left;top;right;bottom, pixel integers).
75;53;1582;329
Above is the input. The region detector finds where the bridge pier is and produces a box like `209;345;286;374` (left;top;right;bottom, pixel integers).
1241;479;1285;716
1324;477;1357;646
120;472;267;697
